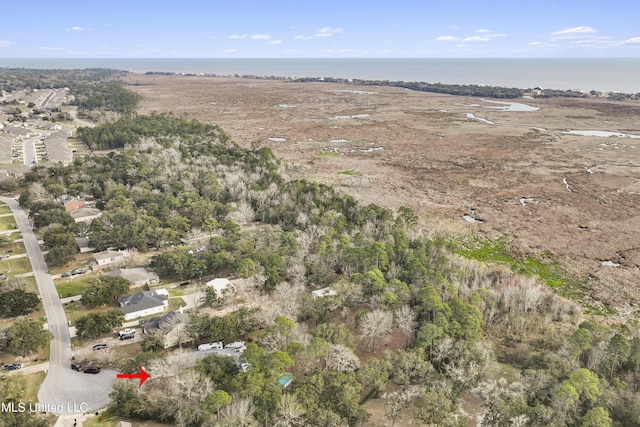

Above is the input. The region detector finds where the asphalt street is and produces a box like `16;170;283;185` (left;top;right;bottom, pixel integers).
0;197;114;415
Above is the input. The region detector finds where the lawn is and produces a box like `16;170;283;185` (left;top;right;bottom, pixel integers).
0;215;17;231
56;276;94;298
0;256;32;276
2;241;27;255
168;297;186;312
0;206;12;214
22;371;47;402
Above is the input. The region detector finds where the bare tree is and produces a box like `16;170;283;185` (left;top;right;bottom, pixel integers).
326;343;360;372
395;305;417;348
29;182;52;203
147;370;215;427
227;201;255;226
383;386;421;427
274;394;305;427
360;309;393;353
217;396;257;427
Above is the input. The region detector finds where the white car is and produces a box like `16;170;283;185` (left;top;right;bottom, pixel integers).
118;328;135;336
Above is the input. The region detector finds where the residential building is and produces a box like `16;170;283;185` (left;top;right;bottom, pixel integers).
92;249;131;271
142;310;192;348
107;267;159;288
118;289;169;321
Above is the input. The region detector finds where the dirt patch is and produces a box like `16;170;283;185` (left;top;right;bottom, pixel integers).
123;74;640;311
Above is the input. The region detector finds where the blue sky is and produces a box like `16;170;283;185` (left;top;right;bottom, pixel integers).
1;1;639;58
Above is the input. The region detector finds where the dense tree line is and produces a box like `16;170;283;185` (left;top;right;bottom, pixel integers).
73;80;142;116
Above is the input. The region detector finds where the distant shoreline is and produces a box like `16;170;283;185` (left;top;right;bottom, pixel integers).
1;58;639;93
136;71;636;100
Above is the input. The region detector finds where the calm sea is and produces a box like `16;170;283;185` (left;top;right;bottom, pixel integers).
1;58;639;93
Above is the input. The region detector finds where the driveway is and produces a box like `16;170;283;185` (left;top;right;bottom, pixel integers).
0;197;114;414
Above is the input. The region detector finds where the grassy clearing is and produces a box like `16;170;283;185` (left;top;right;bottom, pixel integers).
168;297;186;311
22;371;46;402
64;301;115;325
0;256;32;276
455;235;611;314
1;241;27;255
56;277;93;298
0;206;12;214
168;289;184;297
0;216;17;231
316;151;340;156
338;169;361;176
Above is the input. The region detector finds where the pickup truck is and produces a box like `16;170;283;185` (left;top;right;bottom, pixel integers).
118;328;135;337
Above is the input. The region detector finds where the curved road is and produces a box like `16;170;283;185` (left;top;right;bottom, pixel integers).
0;197;113;414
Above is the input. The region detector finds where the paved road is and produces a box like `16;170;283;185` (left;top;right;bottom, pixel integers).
0;197;114;415
69;107;95;128
23;138;37;165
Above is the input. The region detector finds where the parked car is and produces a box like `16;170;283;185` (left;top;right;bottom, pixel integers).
119;333;135;341
71;268;84;275
83;366;101;374
92;343;108;351
2;363;21;371
0;254;9;259
61;272;71;277
71;363;82;371
118;328;135;337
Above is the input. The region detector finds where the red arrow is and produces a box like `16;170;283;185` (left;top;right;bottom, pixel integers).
116;366;150;386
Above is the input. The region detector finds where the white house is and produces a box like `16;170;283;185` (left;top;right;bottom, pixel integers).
311;287;338;299
206;278;235;299
118;289;169;320
93;249;131;271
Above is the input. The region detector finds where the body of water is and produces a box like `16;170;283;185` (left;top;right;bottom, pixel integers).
1;58;639;93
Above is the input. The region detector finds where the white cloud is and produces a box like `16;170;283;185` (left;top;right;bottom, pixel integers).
476;28;492;33
314;27;344;37
40;46;66;51
223;49;239;53
250;34;272;40
228;34;248;39
622;36;640;44
293;35;308;40
552;26;596;36
267;40;282;45
435;36;459;42
462;36;491;42
0;40;13;48
68;26;89;32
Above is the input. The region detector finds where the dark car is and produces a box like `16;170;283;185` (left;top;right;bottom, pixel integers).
71;363;82;371
92;343;108;351
61;272;71;277
71;268;84;275
83;366;101;374
119;333;135;341
2;363;21;371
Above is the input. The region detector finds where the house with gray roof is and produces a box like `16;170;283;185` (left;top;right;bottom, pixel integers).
118;289;169;320
142;309;192;348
